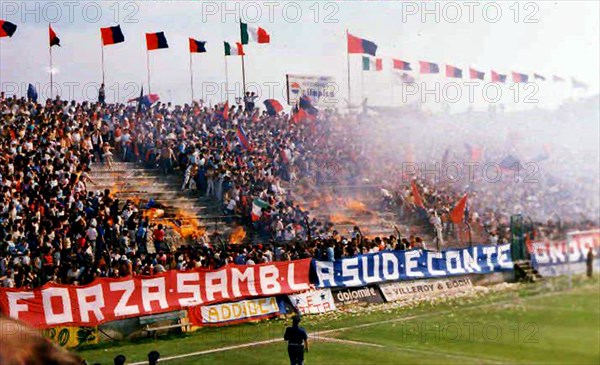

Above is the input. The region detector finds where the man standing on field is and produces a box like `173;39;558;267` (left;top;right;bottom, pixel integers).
284;315;309;365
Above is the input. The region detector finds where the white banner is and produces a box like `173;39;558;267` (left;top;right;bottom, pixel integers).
379;277;473;302
286;74;337;106
199;297;280;325
288;289;336;314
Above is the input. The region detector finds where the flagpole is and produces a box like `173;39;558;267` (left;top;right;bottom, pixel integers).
241;54;247;94
346;29;351;108
101;37;105;85
189;52;194;103
224;55;230;103
49;26;53;99
146;49;151;94
361;68;364;103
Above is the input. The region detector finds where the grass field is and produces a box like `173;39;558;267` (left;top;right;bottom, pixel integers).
76;276;600;365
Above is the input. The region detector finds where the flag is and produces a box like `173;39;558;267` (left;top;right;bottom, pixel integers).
512;72;529;83
251;198;270;221
49;25;60;47
464;143;483;162
411;180;425;209
146;32;168;50
221;101;229;120
100;25;124;46
491;70;506;83
499;155;521;170
127;89;160;108
419;61;439;74
347;33;377;56
236;124;252;151
445;65;462;78
141;94;160;107
189;38;206;53
395;72;415;84
27;84;38;102
393;59;412;71
362;56;382;71
291;104;308;123
534;73;546;81
469;68;485;80
571;77;588;89
553;75;565;82
299;95;318;120
224;41;244;56
263;99;283;116
450;194;468;224
240;22;270;44
0;20;17;38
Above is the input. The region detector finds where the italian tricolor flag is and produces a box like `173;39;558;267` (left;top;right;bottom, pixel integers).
240;22;270;44
362;56;383;71
224;41;244;56
251;198;270;221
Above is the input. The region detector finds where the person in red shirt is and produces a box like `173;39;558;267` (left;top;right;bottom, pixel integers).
153;224;166;253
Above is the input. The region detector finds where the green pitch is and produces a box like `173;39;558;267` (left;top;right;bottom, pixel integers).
76;276;600;364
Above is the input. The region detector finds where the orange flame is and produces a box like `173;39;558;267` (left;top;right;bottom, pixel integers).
229;226;246;244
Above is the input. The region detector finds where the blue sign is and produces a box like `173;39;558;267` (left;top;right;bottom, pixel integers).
315;244;513;288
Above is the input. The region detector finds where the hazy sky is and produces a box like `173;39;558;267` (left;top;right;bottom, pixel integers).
0;1;598;109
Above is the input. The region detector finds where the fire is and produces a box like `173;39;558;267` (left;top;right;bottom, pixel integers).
229;226;246;244
143;208;165;220
329;213;355;225
345;199;369;214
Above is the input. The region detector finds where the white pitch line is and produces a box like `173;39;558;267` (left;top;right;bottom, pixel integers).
316;336;384;348
128;288;573;365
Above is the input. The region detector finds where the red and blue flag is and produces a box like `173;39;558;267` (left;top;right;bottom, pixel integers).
512;72;529;83
445;65;462;78
393;59;412;71
236;125;252;151
347;33;377;56
491;70;506;83
101;25;124;45
469;68;485;80
419;61;439;74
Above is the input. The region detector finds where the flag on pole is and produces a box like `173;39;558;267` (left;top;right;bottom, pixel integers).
347;33;377;56
469;68;485;80
512;72;529;83
0;20;17;37
236;124;252;151
27;84;38;102
49;25;60;47
392;59;412;71
450;194;468;224
411;180;425;209
362;56;382;71
100;25;124;45
445;65;462;78
534;73;546;81
571;77;588;89
263;99;283;116
419;61;439;74
240;22;270;44
491;70;506;83
553;75;565;82
251;198;270;221
146;32;168;50
189;38;206;53
224;41;244;56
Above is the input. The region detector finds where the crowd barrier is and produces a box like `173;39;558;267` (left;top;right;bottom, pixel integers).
0;241;571;347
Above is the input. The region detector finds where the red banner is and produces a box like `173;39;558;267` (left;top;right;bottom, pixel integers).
0;259;311;328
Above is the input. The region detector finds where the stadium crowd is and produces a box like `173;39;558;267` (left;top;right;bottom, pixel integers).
0;90;597;289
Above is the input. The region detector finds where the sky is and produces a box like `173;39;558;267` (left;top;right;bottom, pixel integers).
0;1;598;111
